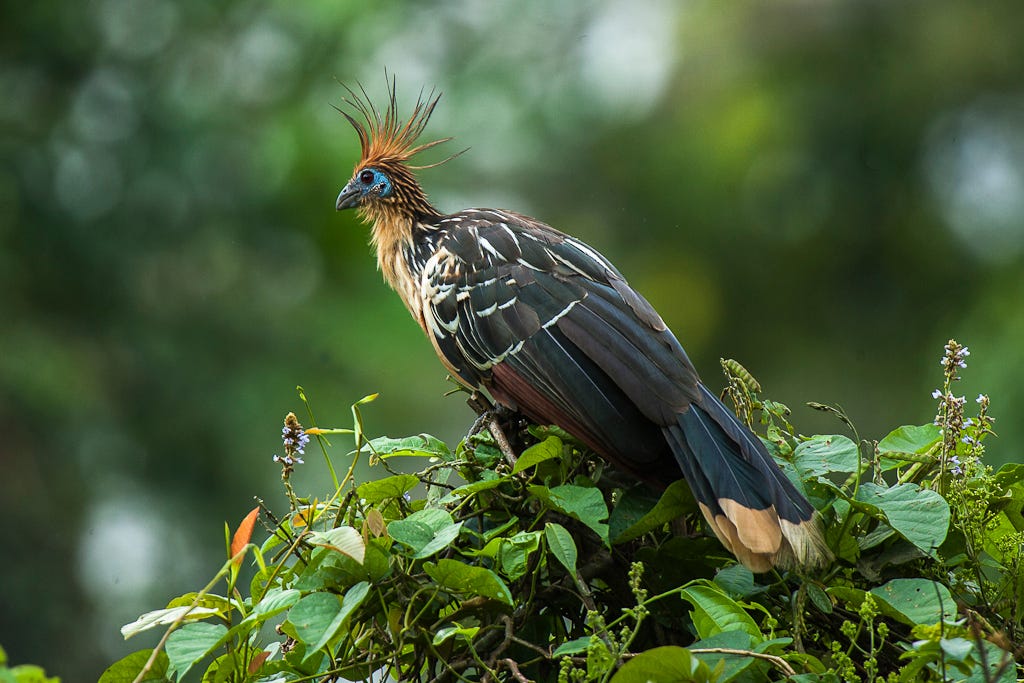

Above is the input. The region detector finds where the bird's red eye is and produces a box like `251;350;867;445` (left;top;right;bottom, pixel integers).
359;170;375;184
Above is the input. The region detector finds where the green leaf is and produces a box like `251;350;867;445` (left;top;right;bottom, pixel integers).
680;584;762;640
511;436;563;474
610;479;696;544
288;585;370;661
424;559;514;605
289;592;342;650
713;564;765;599
793;435;859;477
356;474;419;503
237;587;300;629
308;581;370;654
878;424;941;454
993;462;1024;490
940;638;975;662
551;636;591;657
690;630;755;682
610;646;708;683
806;583;833;614
878;424;941;470
165;622;227;681
869;578;956;625
363;434;452;459
854;483;950;555
308;526;366;564
448;470;504;497
965;641;1016;683
3;664;61;683
432;623;480;646
529;484;609;544
544;522;578;576
497;530;542;581
99;649;170;683
120;606;222;639
388;509;463;558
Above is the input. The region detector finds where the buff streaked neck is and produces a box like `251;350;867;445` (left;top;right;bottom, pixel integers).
358;197;442;313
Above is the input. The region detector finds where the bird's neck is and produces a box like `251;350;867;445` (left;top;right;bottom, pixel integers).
367;205;443;328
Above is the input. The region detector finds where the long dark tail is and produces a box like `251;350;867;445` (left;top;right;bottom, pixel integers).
665;384;832;572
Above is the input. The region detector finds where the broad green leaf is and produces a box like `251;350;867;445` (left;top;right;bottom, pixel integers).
237;587;300;629
544;522;578;576
964;641;1016;683
449;470;504;497
940;638;975;661
308;526;365;564
165;592;232;613
690;630;755;682
414;522;463;559
878;424;941;454
529;484;609;544
388;509;463;558
432;623;480;646
551;636;591;657
121;606;222;639
869;578;956;625
308;581;370;655
793;435;859;477
362;434;451;459
165;622;227;681
994;462;1024;490
611;480;697;544
713;564;764;599
356;474;419;504
289;592;342;650
99;649;170;683
854;483;950;555
497;530;542;581
680;584;762;640
289;585;371;662
511;436;563;474
609;646;708;683
878;424;941;470
806;582;833;614
424;559;513;605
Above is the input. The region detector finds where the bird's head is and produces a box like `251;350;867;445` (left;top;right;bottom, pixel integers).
336;166;394;210
335;79;462;224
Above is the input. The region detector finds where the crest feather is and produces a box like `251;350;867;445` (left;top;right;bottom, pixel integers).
336;76;464;170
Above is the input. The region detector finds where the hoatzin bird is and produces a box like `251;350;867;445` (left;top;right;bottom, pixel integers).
334;84;831;572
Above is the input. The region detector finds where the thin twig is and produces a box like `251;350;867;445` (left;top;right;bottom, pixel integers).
689;647;796;677
499;658;532;683
486;414;518;466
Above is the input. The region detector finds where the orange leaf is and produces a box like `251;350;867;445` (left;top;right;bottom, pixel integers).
231;506;260;565
248;650;271;674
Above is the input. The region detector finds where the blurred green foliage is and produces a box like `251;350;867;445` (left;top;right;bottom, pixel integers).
1;0;1023;679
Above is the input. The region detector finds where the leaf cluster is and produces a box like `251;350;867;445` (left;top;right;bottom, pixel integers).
97;343;1022;683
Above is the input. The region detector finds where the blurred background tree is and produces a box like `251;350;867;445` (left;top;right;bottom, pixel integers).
1;0;1022;677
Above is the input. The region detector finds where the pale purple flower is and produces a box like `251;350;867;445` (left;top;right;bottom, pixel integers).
949;455;963;476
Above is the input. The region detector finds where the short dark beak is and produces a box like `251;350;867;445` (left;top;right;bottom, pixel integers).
336;181;361;211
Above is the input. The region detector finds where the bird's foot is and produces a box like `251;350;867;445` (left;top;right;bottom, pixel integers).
465;392;518;467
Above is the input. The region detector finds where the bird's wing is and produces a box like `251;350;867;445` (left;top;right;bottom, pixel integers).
419;209;830;569
420;209;699;476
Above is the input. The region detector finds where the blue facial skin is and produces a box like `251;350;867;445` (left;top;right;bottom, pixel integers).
336;167;392;210
358;167;392;199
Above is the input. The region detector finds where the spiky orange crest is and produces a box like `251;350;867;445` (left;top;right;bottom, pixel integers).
337;79;457;171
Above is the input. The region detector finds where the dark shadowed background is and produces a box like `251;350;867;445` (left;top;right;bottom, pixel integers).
2;1;1023;678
